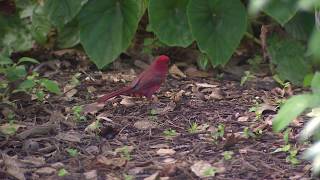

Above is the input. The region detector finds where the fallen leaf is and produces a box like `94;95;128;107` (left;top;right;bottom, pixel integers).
190;161;216;178
237;116;249;122
195;83;217;88
169;64;186;78
162;158;177;164
83;102;105;115
156;149;176;156
150;144;170;149
87;86;97;93
157;102;176;115
21;156;45;166
84;170;97;180
97;155;126;168
171;90;184;102
185;67;209;78
205;89;223;100
56;131;81;143
65;89;78;99
85;120;101;133
120;96;135;107
50;162;65;169
256;103;277;114
35;167;56;175
3;154;26;180
85;146;100;155
134;120;157;130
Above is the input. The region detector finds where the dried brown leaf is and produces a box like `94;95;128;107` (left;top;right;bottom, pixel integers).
156;149;176;156
134;120;157;130
83;103;105;115
169;64;186;78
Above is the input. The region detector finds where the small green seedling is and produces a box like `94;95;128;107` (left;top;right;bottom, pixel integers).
58;168;68;177
203;167;217;177
249;102;262;120
66;148;78;157
117;146;132;160
240;71;255;86
72;105;86;121
123;174;134;180
273;144;300;165
163;129;177;138
243;127;256;138
149;109;158;121
212;123;225;140
223;151;234;160
188;122;199;134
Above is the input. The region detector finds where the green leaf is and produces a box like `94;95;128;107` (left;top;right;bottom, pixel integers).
187;0;247;66
284;12;314;41
31;6;52;45
311;72;320;94
18;79;36;91
43;0;88;28
0;55;13;65
17;57;40;65
308;28;320;59
273;94;314;132
263;0;298;26
40;79;61;94
148;0;193;47
79;0;140;69
5;65;27;81
57;20;80;48
304;73;314;87
1;15;33;53
138;0;148;18
267;35;312;85
197;53;210;70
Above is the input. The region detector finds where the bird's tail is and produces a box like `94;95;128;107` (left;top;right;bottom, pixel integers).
97;86;132;103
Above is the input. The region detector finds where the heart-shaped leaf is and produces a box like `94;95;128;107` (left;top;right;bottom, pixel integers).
43;0;88;28
263;0;298;26
79;0;140;68
267;35;312;85
187;0;247;66
148;0;193;47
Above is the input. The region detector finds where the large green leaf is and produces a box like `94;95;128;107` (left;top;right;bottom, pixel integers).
57;20;80;48
273;94;316;132
148;0;193;47
187;0;247;66
31;6;51;45
43;0;88;28
309;28;320;59
267;35;312;85
263;0;298;26
79;0;140;68
284;12;314;41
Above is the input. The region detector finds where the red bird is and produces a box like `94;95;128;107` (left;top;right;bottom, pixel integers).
97;55;170;103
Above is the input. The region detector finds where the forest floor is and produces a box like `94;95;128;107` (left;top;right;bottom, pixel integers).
0;51;314;180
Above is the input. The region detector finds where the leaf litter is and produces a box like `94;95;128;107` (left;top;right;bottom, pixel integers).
0;52;314;180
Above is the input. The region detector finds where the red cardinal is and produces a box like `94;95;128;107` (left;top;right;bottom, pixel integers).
97;55;170;103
